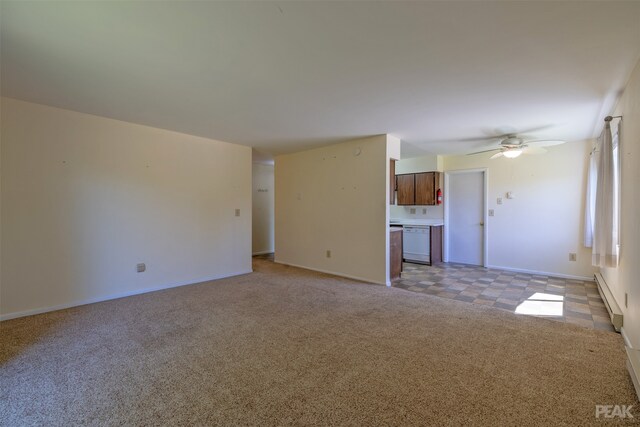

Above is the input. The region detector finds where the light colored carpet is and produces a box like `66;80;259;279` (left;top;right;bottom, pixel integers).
1;258;637;426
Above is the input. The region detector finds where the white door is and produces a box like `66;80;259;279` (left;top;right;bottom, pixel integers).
447;171;484;265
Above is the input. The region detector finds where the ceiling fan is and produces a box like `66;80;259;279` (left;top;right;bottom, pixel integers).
467;133;565;159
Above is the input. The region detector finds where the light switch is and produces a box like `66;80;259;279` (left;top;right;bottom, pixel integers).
488;209;495;217
497;197;502;205
235;209;240;217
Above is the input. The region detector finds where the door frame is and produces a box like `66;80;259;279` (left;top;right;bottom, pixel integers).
443;168;488;267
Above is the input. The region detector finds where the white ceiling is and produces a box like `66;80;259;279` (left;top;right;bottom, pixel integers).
2;1;639;157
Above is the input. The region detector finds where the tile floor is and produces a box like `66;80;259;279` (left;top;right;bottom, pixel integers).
393;262;614;331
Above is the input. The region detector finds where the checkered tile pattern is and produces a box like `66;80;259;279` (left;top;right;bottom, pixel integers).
393;262;614;331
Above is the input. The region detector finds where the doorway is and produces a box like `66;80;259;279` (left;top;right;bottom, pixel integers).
444;169;487;266
252;160;275;256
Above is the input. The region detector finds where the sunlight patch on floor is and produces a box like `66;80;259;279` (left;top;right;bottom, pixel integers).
515;293;564;316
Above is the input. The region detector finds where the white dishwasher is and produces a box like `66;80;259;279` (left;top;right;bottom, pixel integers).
403;226;430;264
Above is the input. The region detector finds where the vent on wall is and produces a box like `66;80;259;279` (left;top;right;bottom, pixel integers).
594;273;623;332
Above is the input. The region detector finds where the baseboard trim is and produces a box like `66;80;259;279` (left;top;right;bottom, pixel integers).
0;269;253;322
621;328;632;348
607;327;638;400
625;343;640;401
252;250;274;256
484;264;593;281
273;261;386;286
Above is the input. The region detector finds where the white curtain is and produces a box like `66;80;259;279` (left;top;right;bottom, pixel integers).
591;121;620;267
584;146;598;247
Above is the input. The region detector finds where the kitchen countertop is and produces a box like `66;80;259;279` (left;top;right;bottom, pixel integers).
389;218;444;226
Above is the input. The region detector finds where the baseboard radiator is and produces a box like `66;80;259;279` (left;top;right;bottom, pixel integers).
593;273;623;332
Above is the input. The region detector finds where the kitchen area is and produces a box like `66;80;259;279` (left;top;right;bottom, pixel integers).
389;155;444;280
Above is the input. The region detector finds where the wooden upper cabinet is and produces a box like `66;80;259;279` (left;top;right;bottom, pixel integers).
415;172;436;205
396;174;415;205
396;171;442;206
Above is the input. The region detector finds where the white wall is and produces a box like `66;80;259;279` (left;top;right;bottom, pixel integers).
275;135;389;285
601;60;640;349
443;141;597;279
252;162;274;255
395;154;443;174
0;98;252;319
391;154;444;220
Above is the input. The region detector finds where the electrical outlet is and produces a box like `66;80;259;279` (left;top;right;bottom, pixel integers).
569;253;577;262
235;208;240;217
326;250;331;258
488;209;495;217
422;208;427;214
136;263;146;273
497;197;502;205
410;208;416;214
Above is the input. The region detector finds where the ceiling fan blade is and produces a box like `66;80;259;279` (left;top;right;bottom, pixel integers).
443;136;502;143
490;152;504;159
526;139;565;147
494;124;555;136
467;148;500;156
492;126;517;136
523;146;547;155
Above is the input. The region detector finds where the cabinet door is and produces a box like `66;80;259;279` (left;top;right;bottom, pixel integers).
415;172;435;205
396;174;415;205
429;225;442;264
390;229;403;279
389;160;396;205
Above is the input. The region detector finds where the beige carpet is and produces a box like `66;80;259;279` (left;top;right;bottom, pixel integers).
1;259;637;426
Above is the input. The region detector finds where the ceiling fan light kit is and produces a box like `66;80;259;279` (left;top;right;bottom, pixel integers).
503;149;523;158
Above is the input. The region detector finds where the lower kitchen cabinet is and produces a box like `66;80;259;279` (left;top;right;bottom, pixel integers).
430;226;442;265
390;227;403;280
